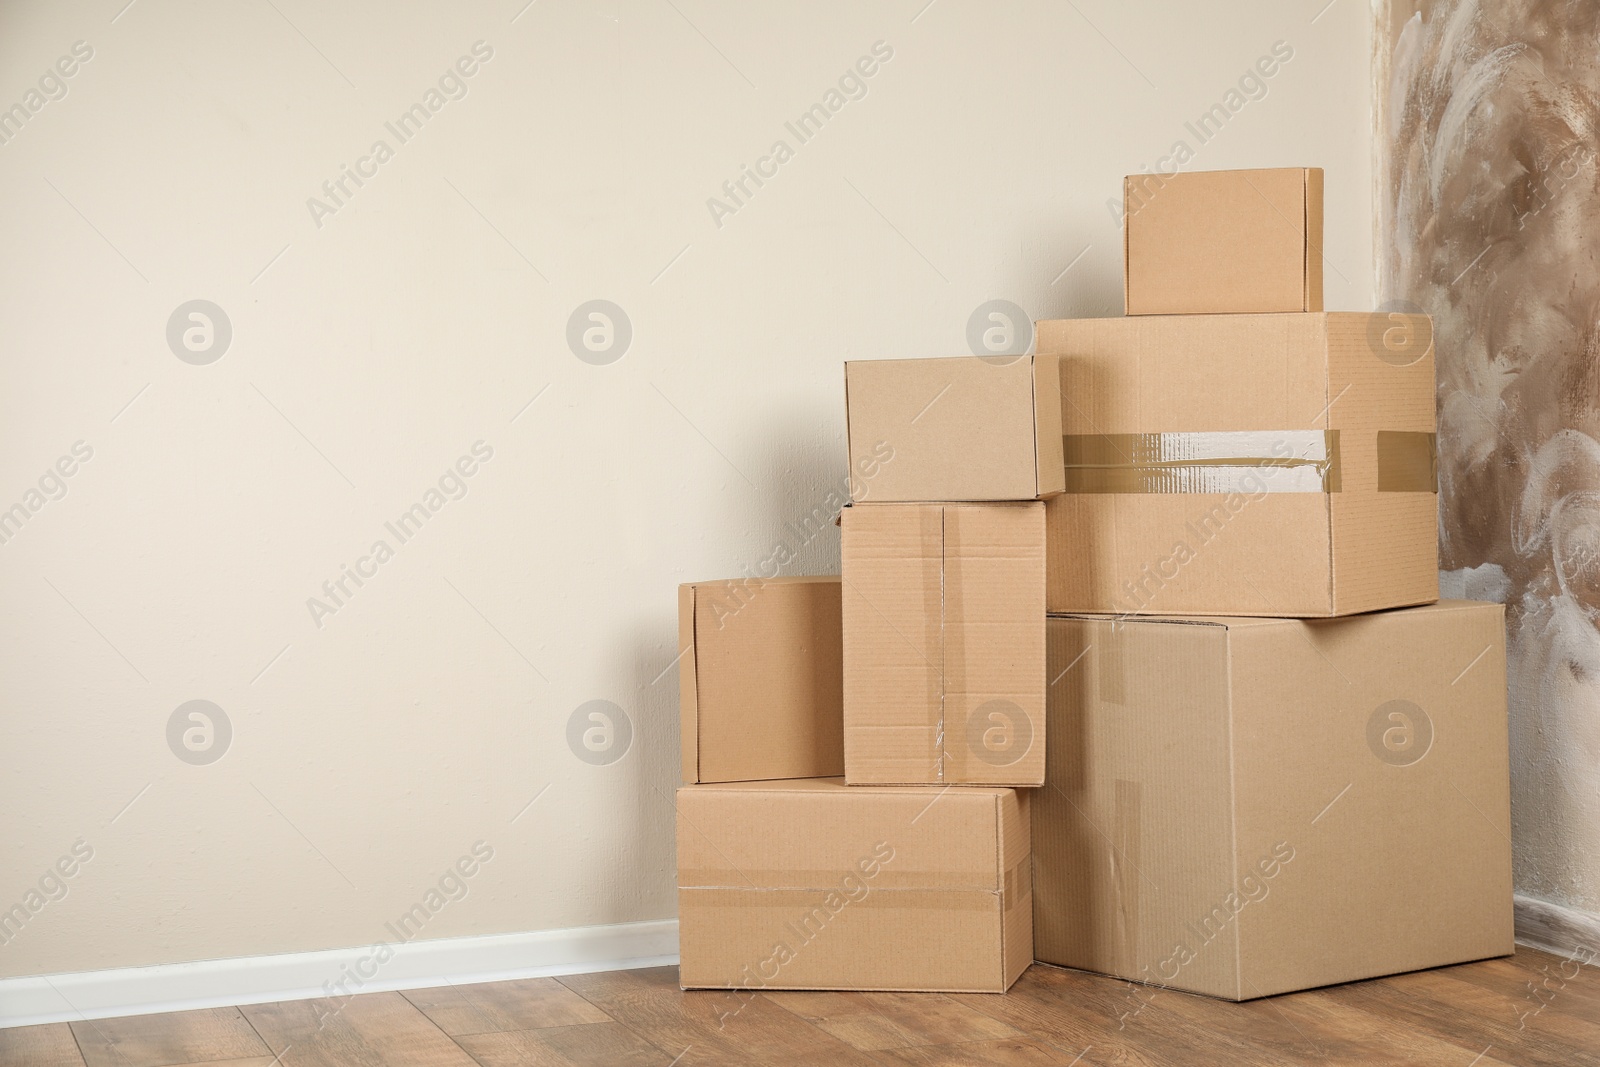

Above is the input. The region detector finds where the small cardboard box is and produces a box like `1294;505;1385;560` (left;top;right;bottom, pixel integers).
678;577;844;784
1036;312;1438;616
844;355;1064;501
841;502;1045;786
1033;601;1512;1001
677;777;1032;993
1124;166;1323;315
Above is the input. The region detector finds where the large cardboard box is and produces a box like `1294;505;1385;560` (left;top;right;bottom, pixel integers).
677;777;1031;993
1124;167;1323;315
840;502;1045;786
844;355;1064;501
678;577;844;784
1036;312;1438;616
1033;601;1512;1001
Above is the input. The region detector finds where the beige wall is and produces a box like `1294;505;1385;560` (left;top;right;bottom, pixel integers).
0;0;1374;980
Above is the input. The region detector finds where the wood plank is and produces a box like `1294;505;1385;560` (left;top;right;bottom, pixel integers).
951;965;1238;1067
454;1021;675;1067
870;1036;1091;1066
1315;972;1596;1067
240;991;477;1067
28;946;1600;1067
1234;982;1517;1066
1128;968;1522;1066
1442;949;1600;1018
69;1008;268;1067
556;966;884;1067
762;990;1022;1051
401;977;610;1036
0;1023;86;1067
1381;964;1600;1054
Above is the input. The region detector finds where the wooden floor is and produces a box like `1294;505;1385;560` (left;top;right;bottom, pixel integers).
4;948;1598;1066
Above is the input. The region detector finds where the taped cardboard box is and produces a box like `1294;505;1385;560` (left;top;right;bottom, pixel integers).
1033;601;1512;1001
678;577;844;784
1124;166;1323;315
844;355;1064;501
1035;312;1438;616
840;502;1045;786
677;777;1031;992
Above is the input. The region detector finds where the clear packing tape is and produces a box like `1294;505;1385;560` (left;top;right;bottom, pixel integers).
1060;430;1436;494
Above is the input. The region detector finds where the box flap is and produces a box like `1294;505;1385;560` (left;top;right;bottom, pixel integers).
943;503;1047;786
841;503;945;783
844;502;1046;785
845;356;1045;501
1123;167;1316;316
681;576;845;784
1033;616;1240;998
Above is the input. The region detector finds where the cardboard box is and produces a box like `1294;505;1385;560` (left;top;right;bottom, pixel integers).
1033;601;1512;1000
677;777;1031;992
840;502;1045;786
1123;167;1323;315
678;577;844;784
844;355;1064;501
1036;312;1438;616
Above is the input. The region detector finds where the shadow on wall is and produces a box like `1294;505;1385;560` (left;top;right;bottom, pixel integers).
1381;0;1600;914
604;403;849;918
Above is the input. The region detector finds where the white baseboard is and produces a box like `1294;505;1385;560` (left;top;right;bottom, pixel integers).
0;919;678;1030
1514;894;1600;959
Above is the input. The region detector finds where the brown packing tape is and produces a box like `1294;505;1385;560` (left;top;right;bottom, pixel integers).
1059;430;1436;494
679;868;993;891
1376;431;1438;492
1060;430;1341;494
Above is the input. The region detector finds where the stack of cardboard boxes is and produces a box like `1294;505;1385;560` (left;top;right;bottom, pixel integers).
676;167;1514;1002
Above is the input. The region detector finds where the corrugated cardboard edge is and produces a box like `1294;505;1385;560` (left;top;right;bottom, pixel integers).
677;584;700;784
1304;168;1324;313
935;505;948;783
1318;315;1339;616
843;363;858;502
1032;354;1066;497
